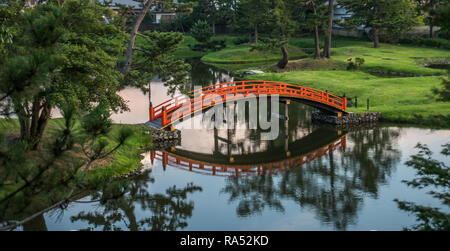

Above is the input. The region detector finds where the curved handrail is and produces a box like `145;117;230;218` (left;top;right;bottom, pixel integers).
150;81;347;127
150;135;347;177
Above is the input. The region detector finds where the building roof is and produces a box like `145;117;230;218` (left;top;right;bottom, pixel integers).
109;0;142;9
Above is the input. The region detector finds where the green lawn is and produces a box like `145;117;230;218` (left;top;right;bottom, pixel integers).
245;71;450;127
331;41;449;75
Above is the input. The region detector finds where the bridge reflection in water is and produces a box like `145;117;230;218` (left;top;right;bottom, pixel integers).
150;135;346;177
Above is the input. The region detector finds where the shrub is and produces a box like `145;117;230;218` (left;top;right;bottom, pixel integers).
399;37;450;49
233;36;249;45
188;39;226;52
432;78;450;101
346;57;365;70
249;39;285;52
190;20;212;43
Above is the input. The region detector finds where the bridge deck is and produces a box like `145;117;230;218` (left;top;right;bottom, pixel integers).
145;118;164;130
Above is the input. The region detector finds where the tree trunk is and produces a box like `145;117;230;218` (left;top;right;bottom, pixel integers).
212;20;216;36
121;0;155;75
324;0;334;58
16;96;51;150
430;25;434;38
277;45;289;69
19;116;30;142
373;6;380;48
373;28;380;48
323;38;329;58
255;23;258;43
314;25;320;59
28;98;51;150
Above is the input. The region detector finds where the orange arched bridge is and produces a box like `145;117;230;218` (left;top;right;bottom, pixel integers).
148;81;348;129
149;135;346;177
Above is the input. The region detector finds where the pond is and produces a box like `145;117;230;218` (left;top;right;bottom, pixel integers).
7;59;450;231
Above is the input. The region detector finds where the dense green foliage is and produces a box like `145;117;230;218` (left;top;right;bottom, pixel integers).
0;0;126;149
190;20;213;43
340;0;422;47
126;31;191;97
399;37;450;49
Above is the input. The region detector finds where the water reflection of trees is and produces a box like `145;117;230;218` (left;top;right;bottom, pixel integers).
221;126;402;230
70;173;202;231
187;59;233;89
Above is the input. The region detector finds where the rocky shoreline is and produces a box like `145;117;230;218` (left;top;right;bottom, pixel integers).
312;110;381;125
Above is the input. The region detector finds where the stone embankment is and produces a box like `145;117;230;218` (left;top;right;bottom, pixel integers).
312;111;381;125
150;129;181;142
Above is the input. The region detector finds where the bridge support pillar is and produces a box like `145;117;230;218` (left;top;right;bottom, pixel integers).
284;101;290;157
284;100;289;121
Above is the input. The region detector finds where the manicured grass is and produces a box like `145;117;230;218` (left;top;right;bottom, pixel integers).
245;71;450;127
331;42;450;75
201;44;308;64
276;58;348;72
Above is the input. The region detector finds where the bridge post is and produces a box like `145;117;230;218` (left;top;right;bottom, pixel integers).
162;151;168;170
149;102;154;121
161;106;167;126
343;97;347;112
150;150;155;164
284;100;289;121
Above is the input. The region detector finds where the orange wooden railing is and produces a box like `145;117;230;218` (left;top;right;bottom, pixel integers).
150;135;346;177
149;81;347;127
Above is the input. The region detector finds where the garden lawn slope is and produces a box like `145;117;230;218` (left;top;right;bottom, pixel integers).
245;71;450;127
201;44;307;64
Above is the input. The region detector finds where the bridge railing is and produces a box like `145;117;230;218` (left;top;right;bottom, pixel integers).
150;135;347;177
150;81;347;127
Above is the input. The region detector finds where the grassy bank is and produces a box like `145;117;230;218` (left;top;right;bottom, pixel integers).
201;44;307;64
245;71;450;127
0;118;151;186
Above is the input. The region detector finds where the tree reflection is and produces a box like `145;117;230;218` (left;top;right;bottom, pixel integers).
187;58;233;89
70;173;202;231
222;126;402;230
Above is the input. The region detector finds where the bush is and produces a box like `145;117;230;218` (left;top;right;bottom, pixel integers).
432;78;450;102
346;57;365;70
188;39;226;52
233;36;249;45
249;39;285;52
399;37;450;49
190;20;212;43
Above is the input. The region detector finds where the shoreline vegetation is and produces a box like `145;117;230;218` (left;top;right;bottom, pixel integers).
0;119;151;201
174;34;450;128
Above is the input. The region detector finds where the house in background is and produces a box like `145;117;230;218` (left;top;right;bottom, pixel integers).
108;0;176;24
108;0;142;15
153;11;176;24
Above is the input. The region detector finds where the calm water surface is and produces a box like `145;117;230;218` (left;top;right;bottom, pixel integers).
14;59;450;230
